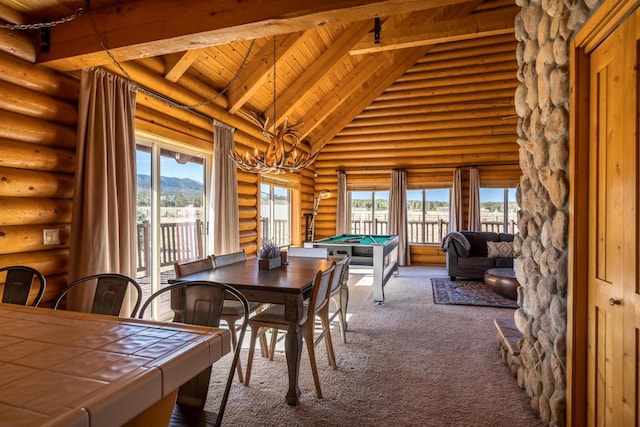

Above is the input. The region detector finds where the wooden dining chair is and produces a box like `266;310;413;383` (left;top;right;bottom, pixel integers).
244;263;336;398
174;256;264;383
287;246;329;259
0;265;46;307
138;281;249;427
52;273;143;318
211;249;246;268
324;255;350;345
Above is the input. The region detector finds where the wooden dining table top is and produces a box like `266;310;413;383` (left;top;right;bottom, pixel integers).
171;256;334;295
0;303;230;426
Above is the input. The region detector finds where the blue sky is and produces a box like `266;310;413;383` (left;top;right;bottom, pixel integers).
353;188;516;202
136;151;205;182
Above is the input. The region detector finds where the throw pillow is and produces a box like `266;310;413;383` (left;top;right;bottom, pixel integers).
487;241;514;258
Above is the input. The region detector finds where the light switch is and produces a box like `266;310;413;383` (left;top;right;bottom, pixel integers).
43;229;60;245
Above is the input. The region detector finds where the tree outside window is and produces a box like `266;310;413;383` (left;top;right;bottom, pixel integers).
407;189;450;243
479;188;518;233
349;191;389;234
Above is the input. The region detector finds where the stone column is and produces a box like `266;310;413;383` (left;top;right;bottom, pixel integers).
512;0;601;425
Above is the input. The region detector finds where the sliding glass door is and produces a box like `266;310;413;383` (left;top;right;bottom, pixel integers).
136;137;208;318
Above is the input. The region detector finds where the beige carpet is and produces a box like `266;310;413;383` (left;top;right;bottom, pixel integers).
204;266;542;427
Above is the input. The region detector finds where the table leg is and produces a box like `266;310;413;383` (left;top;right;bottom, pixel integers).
284;295;303;405
123;389;178;426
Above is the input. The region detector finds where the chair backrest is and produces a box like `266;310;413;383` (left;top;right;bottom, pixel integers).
138;281;249;424
212;250;246;268
173;257;214;323
330;256;350;297
307;262;336;321
52;273;142;318
0;266;46;307
287;247;328;259
174;257;214;278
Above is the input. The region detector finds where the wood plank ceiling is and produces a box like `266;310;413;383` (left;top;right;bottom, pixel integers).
0;0;519;167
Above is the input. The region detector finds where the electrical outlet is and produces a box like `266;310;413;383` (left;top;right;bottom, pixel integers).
43;228;60;245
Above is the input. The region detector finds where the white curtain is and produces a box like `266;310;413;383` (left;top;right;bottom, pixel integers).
389;169;410;266
449;169;463;233
69;67;137;315
211;120;240;255
336;170;348;235
467;167;481;231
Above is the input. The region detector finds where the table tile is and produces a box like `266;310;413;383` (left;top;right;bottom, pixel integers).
0;371;106;415
0;363;37;386
18;343;90;369
98;333;162;354
52;350;152;382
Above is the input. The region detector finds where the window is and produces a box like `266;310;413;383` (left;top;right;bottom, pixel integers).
479;188;518;233
260;183;291;247
349;191;389;234
136;137;208;319
407;189;450;243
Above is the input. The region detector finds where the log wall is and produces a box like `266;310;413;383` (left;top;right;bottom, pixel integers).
314;35;522;265
0;29;78;305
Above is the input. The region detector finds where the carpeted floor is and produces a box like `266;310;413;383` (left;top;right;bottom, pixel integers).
201;266;541;427
431;277;519;309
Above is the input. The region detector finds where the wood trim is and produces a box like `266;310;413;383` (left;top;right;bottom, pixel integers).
574;0;640;52
567;38;590;427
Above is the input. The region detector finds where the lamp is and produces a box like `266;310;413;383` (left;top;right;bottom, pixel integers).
230;36;319;174
310;190;331;241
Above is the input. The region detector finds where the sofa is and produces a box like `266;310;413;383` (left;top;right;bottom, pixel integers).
441;231;514;280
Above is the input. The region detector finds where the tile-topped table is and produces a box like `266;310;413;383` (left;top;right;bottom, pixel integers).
0;303;230;427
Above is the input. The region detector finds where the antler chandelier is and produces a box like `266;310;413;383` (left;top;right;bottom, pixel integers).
230;37;319;174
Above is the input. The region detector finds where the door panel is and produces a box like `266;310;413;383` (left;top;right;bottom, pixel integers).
587;8;639;426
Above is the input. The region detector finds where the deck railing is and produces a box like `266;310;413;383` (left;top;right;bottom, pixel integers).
260;218;289;246
350;219;517;243
135;217;518;273
137;220;203;275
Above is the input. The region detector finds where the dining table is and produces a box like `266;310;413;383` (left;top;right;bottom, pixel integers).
0;303;230;426
169;256;334;406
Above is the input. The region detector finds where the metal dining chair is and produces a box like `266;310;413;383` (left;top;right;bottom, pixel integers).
244;263;336;398
0;265;46;307
139;281;249;427
52;273;143;318
174;255;265;383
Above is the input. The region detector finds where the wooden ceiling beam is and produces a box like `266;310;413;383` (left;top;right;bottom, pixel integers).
163;50;204;82
37;0;454;71
264;19;372;126
310;46;432;149
310;0;485;149
227;31;308;114
350;7;520;55
297;53;382;141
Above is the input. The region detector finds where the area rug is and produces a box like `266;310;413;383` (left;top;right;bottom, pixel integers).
431;277;518;309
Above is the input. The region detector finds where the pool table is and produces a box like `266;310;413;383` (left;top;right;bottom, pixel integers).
310;234;399;303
